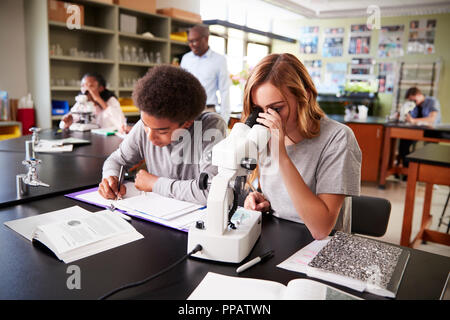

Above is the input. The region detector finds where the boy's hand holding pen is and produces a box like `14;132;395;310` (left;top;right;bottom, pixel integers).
98;166;127;200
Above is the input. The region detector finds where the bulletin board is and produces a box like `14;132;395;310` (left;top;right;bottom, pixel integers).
304;60;322;86
348;24;371;55
322;62;347;94
378;25;404;58
407;19;437;54
299;26;319;54
378;62;396;94
322;27;345;57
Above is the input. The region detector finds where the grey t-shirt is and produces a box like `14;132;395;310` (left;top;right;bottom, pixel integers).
259;116;362;232
102;112;227;205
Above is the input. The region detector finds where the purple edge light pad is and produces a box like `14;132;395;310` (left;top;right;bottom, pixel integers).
64;188;190;233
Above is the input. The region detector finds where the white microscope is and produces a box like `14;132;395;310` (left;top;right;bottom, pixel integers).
67;94;99;132
388;100;416;122
399;100;416;122
187;108;270;263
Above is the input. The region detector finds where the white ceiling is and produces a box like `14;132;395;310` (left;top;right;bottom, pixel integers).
262;0;450;18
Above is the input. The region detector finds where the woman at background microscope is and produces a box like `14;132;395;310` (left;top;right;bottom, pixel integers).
60;73;129;132
242;53;362;240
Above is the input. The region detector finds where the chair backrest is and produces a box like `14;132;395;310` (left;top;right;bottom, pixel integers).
351;195;391;237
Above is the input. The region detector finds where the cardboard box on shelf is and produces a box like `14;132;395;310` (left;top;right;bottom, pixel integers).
120;13;137;33
48;0;85;25
88;0;114;4
114;0;156;14
170;31;188;42
157;8;201;23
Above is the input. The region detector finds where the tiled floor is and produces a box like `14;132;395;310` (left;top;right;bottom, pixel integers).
360;177;450;258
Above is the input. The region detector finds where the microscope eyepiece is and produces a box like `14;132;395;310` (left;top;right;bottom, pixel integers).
245;107;263;128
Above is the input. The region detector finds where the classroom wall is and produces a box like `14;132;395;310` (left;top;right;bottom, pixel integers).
272;13;450;123
0;0;28;99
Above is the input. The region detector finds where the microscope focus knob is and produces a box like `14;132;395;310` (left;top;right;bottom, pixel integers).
195;220;205;230
198;172;209;190
240;158;257;171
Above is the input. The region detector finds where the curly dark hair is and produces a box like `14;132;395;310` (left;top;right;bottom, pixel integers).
132;65;206;123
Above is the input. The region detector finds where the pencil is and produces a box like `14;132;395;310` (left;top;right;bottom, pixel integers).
248;183;258;194
117;165;125;200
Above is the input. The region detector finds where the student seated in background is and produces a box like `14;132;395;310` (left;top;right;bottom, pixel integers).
242;53;362;240
60;72;126;131
398;87;441;169
98;65;227;205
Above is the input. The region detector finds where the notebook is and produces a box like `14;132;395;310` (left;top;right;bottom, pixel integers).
188;272;361;300
4;206;144;263
34;138;90;153
278;231;410;298
65;182;206;232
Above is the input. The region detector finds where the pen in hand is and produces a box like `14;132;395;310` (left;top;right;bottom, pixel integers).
116;165;125;200
236;250;274;273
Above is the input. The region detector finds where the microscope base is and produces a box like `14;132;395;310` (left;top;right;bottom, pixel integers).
187;209;262;263
69;123;99;132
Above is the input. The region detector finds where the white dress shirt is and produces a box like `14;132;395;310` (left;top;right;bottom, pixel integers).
180;48;231;123
94;96;126;130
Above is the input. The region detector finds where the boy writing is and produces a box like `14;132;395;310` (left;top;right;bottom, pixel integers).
98;65;227;204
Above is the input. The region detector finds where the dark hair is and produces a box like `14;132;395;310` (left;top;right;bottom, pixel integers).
82;72;107;88
188;24;209;37
81;72;116;100
132;65;206;123
405;87;422;99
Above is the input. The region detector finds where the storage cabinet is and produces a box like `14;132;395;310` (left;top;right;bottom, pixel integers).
25;0;197;127
347;123;384;182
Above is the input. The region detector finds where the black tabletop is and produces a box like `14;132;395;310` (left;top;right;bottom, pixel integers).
0;129;123;159
424;124;450;140
0;194;449;300
327;114;386;125
406;144;450;167
0;151;105;208
383;121;450;133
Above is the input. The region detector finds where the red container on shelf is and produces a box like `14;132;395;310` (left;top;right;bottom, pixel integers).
17;108;35;135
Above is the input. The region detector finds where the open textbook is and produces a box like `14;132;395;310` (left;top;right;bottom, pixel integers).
65;182;205;232
188;272;361;300
4;206;143;263
277;232;410;298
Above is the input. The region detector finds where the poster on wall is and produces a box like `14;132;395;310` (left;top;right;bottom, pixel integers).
378;25;404;58
378;62;396;93
317;62;347;94
348;24;371;55
299;26;319;54
407;19;436;54
322;27;345;57
304;60;322;86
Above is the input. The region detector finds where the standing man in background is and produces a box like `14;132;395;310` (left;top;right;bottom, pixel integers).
181;24;231;125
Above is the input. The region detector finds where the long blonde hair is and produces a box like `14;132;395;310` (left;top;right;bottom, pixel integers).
242;53;324;137
242;53;325;188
